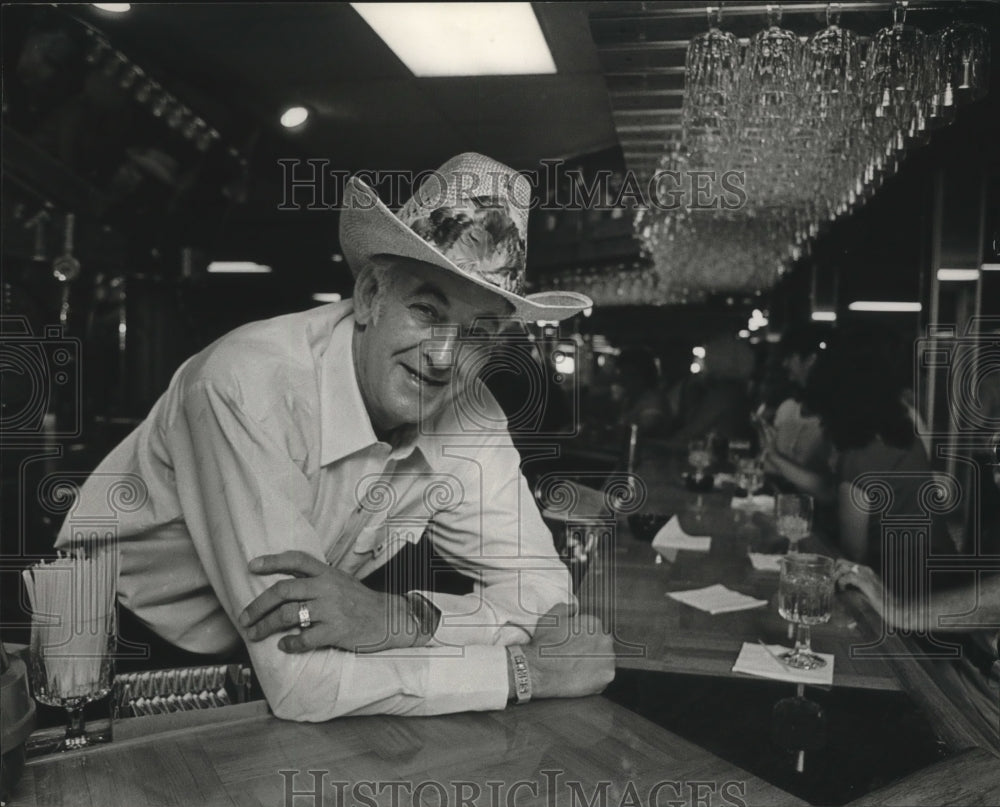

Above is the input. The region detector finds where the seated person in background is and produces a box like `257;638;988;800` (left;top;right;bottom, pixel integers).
664;335;755;447
766;323;832;484
612;347;668;437
800;327;954;570
758;323;836;502
55;153;614;721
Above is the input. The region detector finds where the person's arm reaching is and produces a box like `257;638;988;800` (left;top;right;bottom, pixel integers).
759;420;836;504
835;561;1000;635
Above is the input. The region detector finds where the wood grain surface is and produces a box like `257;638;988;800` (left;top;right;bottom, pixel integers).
9;697;809;807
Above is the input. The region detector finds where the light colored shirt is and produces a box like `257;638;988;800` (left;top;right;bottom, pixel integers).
55;301;572;721
773;398;830;474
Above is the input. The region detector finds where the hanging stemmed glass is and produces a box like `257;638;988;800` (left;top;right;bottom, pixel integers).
738;4;801;174
866;1;927;158
800;4;862;221
682;5;741;177
940;21;991;107
924;30;958;130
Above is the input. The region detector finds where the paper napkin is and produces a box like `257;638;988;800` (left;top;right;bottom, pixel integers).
732;642;835;686
652;515;711;554
666;584;768;615
731;494;776;513
713;472;738;488
748;552;784;572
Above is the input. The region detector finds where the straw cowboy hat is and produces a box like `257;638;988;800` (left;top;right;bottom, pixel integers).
339;152;592;322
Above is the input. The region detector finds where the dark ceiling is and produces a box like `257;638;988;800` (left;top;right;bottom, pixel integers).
3;1;998;316
68;2;619;173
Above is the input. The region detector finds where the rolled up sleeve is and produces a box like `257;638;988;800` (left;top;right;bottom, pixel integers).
168;378;509;720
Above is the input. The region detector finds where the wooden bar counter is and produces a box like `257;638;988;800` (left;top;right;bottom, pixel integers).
9;697;808;807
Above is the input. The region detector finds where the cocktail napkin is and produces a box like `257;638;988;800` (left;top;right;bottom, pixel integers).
731;494;775;513
666;584;768;614
748;552;784;572
732;642;834;685
652;515;711;554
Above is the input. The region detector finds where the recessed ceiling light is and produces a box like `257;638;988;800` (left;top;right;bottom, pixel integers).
280;106;310;129
936;268;980;281
351;3;556;77
207;261;272;274
847;301;922;312
92;3;131;12
811;310;837;321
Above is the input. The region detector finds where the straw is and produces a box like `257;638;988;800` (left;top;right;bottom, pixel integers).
22;544;118;703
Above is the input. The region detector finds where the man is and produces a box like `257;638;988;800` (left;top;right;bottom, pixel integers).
56;153;613;720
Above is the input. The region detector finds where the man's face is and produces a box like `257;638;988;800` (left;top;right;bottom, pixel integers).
353;258;513;434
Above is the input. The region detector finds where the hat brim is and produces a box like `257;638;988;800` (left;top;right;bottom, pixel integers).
339;177;591;323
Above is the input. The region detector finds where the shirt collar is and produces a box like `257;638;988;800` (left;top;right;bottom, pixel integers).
318;308;433;469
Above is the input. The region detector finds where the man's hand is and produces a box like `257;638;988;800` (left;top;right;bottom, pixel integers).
520;603;615;699
239;551;415;654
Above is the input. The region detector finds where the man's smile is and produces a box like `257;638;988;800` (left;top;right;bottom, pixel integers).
401;363;448;388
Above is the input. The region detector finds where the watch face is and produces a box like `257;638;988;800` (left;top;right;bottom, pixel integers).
406;592;440;636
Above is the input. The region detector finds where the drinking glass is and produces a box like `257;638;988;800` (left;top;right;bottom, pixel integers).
688;438;712;481
776;493;813;552
683;6;740;162
777;553;834;670
24;551;118;752
939;21;990;106
737;457;765;503
800;4;862;131
739;5;801;126
865;2;927;121
28;612;116;750
924;29;957;129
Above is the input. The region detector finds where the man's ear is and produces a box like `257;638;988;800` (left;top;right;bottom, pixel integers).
353;265;380;326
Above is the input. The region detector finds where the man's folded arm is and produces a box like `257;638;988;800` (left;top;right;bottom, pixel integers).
168;377;510;720
413;439;576;649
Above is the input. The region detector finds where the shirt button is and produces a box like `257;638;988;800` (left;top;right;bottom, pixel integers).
375;543;384;554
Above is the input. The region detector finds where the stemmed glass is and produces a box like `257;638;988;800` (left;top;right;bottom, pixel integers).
777;553;834;670
776;493;813;552
865;0;927;157
23;551;117;751
939;21;991;106
688;438;712;482
736;457;765;506
29;617;116;750
688;437;712;513
924;29;958;129
683;5;740;173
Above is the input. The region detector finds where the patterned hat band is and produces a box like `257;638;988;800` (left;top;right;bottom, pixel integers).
402;198;526;296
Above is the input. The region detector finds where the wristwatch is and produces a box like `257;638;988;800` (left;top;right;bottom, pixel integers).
506;645;532;704
404;592;441;646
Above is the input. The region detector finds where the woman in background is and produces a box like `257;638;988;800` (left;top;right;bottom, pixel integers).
798;326;955;569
